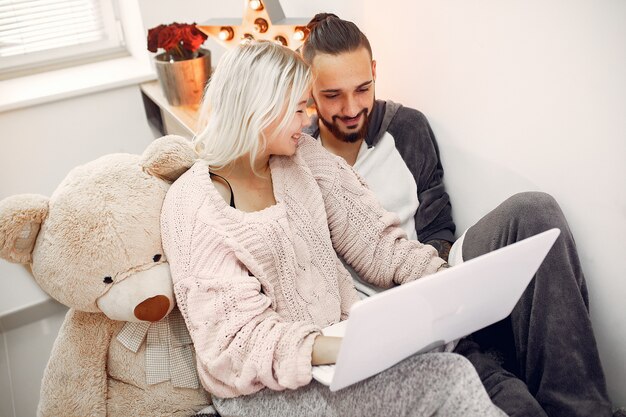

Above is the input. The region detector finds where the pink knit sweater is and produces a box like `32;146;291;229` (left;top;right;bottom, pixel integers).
161;134;445;398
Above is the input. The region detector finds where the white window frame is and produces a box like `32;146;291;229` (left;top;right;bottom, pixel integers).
0;0;155;114
0;0;128;80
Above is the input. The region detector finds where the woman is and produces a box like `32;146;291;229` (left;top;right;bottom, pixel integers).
161;41;505;417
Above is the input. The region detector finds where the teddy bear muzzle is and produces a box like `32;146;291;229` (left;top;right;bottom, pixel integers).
96;263;175;322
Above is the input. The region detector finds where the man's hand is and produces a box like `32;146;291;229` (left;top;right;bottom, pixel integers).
311;335;342;365
426;239;452;262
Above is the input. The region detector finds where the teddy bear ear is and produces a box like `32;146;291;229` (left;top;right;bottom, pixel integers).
0;194;49;264
142;135;197;182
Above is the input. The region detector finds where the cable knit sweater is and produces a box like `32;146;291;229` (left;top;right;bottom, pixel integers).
160;134;445;398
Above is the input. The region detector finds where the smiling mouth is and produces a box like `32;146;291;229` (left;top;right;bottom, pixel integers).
340;115;361;127
335;109;367;129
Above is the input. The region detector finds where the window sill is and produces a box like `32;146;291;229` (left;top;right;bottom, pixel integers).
0;55;157;113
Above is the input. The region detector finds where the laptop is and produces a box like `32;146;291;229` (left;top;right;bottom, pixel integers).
312;228;561;391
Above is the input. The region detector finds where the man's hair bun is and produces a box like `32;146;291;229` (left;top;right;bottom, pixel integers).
306;13;339;31
301;13;372;65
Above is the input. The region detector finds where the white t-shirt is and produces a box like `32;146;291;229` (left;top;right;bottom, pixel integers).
353;132;419;241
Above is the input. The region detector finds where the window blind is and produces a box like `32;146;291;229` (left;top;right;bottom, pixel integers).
0;0;126;79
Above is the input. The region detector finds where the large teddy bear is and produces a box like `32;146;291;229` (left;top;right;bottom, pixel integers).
0;136;211;416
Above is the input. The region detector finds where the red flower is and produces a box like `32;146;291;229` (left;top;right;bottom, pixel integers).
157;25;182;52
182;25;208;52
147;24;165;53
147;22;208;60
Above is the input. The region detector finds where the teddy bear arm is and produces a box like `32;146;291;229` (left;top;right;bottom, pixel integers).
37;310;116;417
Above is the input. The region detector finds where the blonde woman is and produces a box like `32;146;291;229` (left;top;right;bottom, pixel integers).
161;41;505;417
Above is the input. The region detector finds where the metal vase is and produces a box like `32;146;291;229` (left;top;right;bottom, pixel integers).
154;49;211;106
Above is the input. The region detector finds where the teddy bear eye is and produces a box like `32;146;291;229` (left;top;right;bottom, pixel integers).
153;254;162;262
103;276;113;284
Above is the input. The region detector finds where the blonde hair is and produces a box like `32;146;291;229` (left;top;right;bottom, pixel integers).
194;41;311;169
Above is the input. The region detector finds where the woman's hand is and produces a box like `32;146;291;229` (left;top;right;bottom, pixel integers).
311;335;342;365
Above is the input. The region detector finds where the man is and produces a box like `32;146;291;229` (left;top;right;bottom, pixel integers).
301;13;613;417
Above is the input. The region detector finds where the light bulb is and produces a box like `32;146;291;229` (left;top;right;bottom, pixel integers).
293;27;307;41
218;26;234;41
249;0;263;11
254;18;268;33
274;35;287;46
241;33;255;44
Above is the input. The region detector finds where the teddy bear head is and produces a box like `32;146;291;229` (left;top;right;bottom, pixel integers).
0;136;196;322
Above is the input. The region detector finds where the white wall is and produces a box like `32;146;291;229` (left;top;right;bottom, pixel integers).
0;86;155;198
361;0;626;406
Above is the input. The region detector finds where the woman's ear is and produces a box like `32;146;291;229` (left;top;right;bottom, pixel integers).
0;194;49;264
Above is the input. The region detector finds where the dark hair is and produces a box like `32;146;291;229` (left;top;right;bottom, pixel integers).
301;13;372;65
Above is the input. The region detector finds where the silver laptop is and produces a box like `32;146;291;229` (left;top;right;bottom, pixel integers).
312;228;560;391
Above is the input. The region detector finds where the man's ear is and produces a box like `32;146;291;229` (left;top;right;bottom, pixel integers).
0;194;49;264
142;135;197;182
372;60;377;81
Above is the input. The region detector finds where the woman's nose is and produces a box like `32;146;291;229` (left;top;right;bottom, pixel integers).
302;111;311;127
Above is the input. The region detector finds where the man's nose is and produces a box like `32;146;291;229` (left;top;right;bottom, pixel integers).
343;95;360;117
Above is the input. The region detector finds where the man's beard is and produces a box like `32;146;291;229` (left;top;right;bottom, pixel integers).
318;107;371;143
